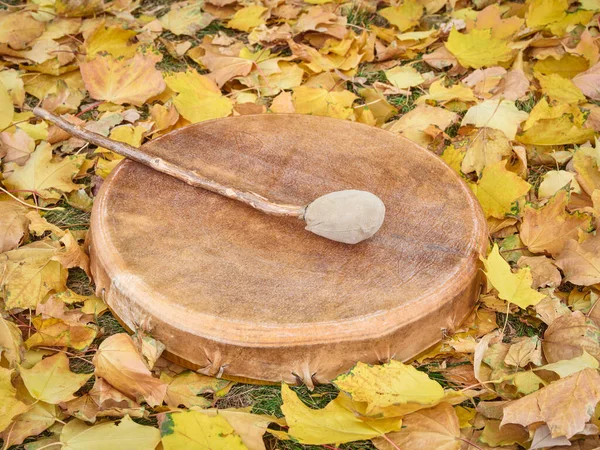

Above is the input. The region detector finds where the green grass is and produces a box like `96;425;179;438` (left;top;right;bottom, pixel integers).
387;89;424;114
516;93;537;113
497;311;546;342
43;204;91;230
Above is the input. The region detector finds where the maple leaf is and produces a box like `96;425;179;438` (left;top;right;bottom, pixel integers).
470;160;531;219
526;0;567;30
502;368;600;438
281;384;402;445
19;352;91;404
164;69;233;123
539;351;599;378
538;170;580;198
159;3;215;36
379;0;424;32
445;28;514;69
80;52;165;106
573;61;600;101
292;86;357;120
517;256;561;289
92;333;167;407
372;403;461;450
227;6;268;32
387;104;458;147
84;25;139;59
481;244;545;309
158;410;248;449
60;415;160;450
333;361;445;415
542;311;600;363
0;402;59;448
24;316;97;351
385;65;424;89
537;73;586;104
0;12;44;50
162;371;230;409
461;100;528;140
0;367;28;433
0;200;29;253
555;235;600;286
460;128;512;176
0;315;22;368
0;79;14;129
0;241;68;309
520;189;592;256
3;142;84;201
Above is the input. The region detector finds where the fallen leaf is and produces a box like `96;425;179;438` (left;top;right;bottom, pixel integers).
227;6;268;32
292;86;357;119
162;371;230;409
3;142;84;201
445;28;514;69
479;420;529;447
537;72;586;104
530;424;571;450
164;69;233;123
19;353;91;404
470;160;531;219
481;244;545;309
0;367;28;433
461;100;528;140
0;200;29;252
372;403;461;450
60;415;160;450
379;0;423;32
517;256;561;288
159;3;215;36
0;402;59;448
538;350;599;378
386;104;457;147
573;62;600;101
92;333;167;407
555;235;600;286
84;25;139;59
542;311;600;363
24;316;97;351
0;12;44;50
158;409;248;449
281;384;402;445
502;368;600;438
520;189;592;256
0;79;14;130
460;128;512;176
385;65;425;89
538;170;580;198
80;52;166;106
333;361;445;414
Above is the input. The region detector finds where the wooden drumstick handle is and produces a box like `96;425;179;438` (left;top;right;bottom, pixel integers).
34;107;386;244
33;107;305;218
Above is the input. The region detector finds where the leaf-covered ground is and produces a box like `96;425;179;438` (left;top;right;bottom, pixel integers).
2;0;600;449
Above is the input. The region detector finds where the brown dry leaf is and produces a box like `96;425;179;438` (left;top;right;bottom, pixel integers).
0;128;35;164
24;316;97;351
573;62;600;101
372;402;460;450
542;311;600;363
520;189;593;256
80;52;165;106
162;371;230;409
0;199;29;253
555;234;600;286
0;12;45;50
502;368;600;438
517;256;561;289
92;333;167;407
52;231;90;275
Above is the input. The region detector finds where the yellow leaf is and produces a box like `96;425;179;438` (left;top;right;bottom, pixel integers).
539;351;599;378
417;79;477;104
480;420;529;447
281;384;402;445
502;368;600;439
61;415;160;450
0;200;29;252
379;0;424;32
538;170;580;198
0;367;28;433
159;3;215;36
481;244;545;309
84;25;139;59
445;28;514;69
386;104;458;147
534;53;589;79
517;99;595;145
526;0;567;29
385;65;424;89
461;128;512;176
0;12;44;50
334;361;446;413
520;189;592;256
0;315;23;368
356;88;396;126
19;353;91;404
162;371;230;409
92;333;167;407
372;403;461;450
548;10;594;38
0;79;14;129
159;410;248;450
0;241;68;309
537;73;585;104
470;160;530;219
80;52;166;106
441;145;465;176
24;316;97;351
164;70;233;123
573;151;600;196
3;142;84;201
292;86;357;120
461;100;528;140
0;401;59;448
227;6;268;32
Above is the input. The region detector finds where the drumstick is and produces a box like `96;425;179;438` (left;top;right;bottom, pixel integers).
33;107;385;244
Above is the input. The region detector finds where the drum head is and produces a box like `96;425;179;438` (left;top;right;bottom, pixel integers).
89;114;487;385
